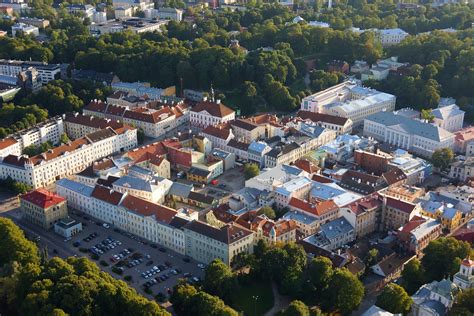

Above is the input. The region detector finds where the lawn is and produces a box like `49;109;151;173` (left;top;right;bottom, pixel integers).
230;282;274;316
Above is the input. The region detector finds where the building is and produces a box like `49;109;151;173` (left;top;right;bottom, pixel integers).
397;216;442;255
200;125;234;149
286;198;339;236
340;194;382;238
247;141;272;168
388;150;432;185
245;164;308;192
12;23;39;37
0;59;61;83
89;18;168;35
351;60;370;74
411;279;460;316
144;7;183;21
302;217;355;251
364;111;455;158
190;101;235;129
54;217;83;238
453;257;474;290
111;81;175;99
301;81;396;126
17;17;50;28
381;196;421;231
379;184;425;203
231;119;266;143
20;189;68;229
112;174;172;204
66;4;95;18
362;305;400;316
449;158;474;182
183;220;254;265
64;113;130;139
326;60;350;74
454;126;474;154
376;28;409;46
0;126;137;188
210;148;235;171
418;195;464;232
431;98;465;133
310;182;362;207
297;110;353;135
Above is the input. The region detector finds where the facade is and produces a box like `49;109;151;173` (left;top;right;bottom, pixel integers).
431;99;465;133
297;110;353;135
0;137;21;158
302;217;355;251
54;217;83;238
200;125;234;149
89;18;168;35
183;220;254;265
189;101;235;129
449;158;474;182
231;119;266;143
340;194;382;238
398;216;442;255
453;257;474;290
418;196;463;232
247;141;272;168
301;81;396;126
12;23;39;37
454;126;474;154
381;196;421;231
64;113;129;139
0;59;61;84
20;189;68;229
0;127;137;188
364;111;455;158
287;198;339;236
376;28;409;46
144;7;183;21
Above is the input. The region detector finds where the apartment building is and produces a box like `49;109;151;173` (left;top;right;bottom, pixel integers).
340;194;382;238
0;137;21;158
364;111;455;158
381;196;421;231
454;126;474;154
286;198;339;236
0;59;61;83
183;220;254;265
20;189;68;229
301;81;396;126
302;217;355;251
376;28;409;46
83;100;189;138
12;23;39;37
230;119;266;143
64;113;129;139
189;101;235;129
200;125;234;149
247;141;272;168
273;176;313;208
144;7;183;21
449;158;474;182
112;174;172;204
297;110;353;135
0;126;137;188
398;216;442;255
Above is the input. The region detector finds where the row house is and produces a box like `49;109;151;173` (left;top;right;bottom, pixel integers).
296;110;353;135
0;127;137;188
398;216;442;255
286;197;339;236
200;125;234;149
230;119;266;143
340;194;382;238
381;196;421;231
64;113;129;139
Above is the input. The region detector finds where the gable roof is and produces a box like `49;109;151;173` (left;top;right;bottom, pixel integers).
297;110;349;126
20;189;65;208
91;185;124;205
183;220;253;244
201;125;232;140
385;196;418;213
191;101;234;118
289;197;338;217
120;195;176;223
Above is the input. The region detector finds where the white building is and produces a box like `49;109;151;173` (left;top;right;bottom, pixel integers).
0;59;61;83
144;7;183;22
112;174;172;204
302;217;355;251
411;279;460;316
431;98;465;133
301;81;396;126
0;127;137;188
364;111;455;158
12;23;39;37
376;28;409;46
449;158;474;182
453;257;474;290
190;101;235;129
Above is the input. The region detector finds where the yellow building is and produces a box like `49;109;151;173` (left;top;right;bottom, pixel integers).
420;202;462;232
20;189;68;229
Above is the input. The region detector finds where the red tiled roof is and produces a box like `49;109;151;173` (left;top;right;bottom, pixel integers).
201;125;232;140
385;196;417;213
91;185;124;205
123;107;175;124
297;110;349;126
294;159;320;174
191;101;234;118
289;197;338;217
125;142;168;163
84;100;108;113
312;174;334;183
398;216;425;233
120;195;177;223
382;168;407;185
0;137;17;150
246;113;279;125
20;189;65;208
231;119;259;131
344;194;382;215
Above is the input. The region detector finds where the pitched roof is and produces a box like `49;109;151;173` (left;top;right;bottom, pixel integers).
85;127;117;143
382;167;407;185
183;221;253;244
120;195;176;223
231;119;259;131
64;113;126;131
20;189;65;208
297;110;349;126
201;125;232;140
294;159;320;174
289;197;338;217
188;191;215;204
0;137;18;150
227;139;249;151
385;196;418;213
91;185;124;205
191;101;234;118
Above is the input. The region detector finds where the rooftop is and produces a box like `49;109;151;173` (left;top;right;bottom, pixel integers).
191;101;234;118
183;221;253;245
21;189;65;208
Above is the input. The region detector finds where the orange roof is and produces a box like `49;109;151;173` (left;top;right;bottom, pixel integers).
121;195;177;223
246;113;279;125
21;189;65;208
125;142;168;163
191;101;234;118
91;185;124;205
294;159;320;174
289;197;338;217
0;137;18;150
201;125;232;140
461;257;474;267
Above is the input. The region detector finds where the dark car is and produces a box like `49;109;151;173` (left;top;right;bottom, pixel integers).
150;244;158;249
73;241;81;247
158;247;166;253
182;257;191;263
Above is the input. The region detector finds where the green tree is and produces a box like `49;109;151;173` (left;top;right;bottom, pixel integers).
170;283;198;315
203;259;236;300
421;237;472;281
376;283;413;314
0;218;40;266
421;109;435;122
59;134;70;144
279;300;310;316
325;269;364;314
257;206;276;219
401;258;426;294
244;163;260;180
308;256;333;293
431;148;454;170
452;288;474;315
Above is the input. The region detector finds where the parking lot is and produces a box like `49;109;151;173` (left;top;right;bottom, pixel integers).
66;212;205;301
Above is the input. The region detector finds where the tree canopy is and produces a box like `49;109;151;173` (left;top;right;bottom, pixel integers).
375;283;413;314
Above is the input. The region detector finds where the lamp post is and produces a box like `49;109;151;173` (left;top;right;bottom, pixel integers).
252;295;259;316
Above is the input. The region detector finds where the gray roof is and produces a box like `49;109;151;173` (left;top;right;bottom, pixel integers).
113;175;155;192
168;182;192;198
56;178;94;197
365;111;453;142
320;217;354;240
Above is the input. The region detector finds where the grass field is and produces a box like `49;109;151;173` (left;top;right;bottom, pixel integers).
230;282;274;316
